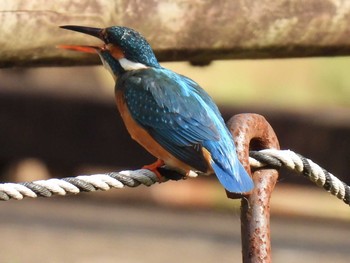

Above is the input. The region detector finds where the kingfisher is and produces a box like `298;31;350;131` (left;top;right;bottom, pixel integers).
59;25;254;193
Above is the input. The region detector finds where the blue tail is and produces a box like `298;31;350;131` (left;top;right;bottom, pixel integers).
211;159;254;193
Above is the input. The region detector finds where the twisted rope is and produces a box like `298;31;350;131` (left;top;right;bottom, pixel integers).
0;149;349;205
249;149;350;205
0;170;160;201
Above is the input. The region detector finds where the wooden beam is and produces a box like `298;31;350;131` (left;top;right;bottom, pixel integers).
2;0;350;67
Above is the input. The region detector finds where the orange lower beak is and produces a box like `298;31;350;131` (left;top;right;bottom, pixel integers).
57;45;100;53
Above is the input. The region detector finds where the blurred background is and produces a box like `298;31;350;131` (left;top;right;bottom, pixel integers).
0;58;349;262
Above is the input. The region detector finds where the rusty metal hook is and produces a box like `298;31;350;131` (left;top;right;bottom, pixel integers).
227;113;280;263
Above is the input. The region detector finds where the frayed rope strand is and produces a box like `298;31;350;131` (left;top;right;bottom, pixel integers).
0;150;349;205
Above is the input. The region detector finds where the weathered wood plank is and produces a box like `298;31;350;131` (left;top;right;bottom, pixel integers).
2;0;350;67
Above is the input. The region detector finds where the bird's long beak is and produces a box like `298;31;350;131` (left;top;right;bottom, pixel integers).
58;25;104;53
60;25;103;39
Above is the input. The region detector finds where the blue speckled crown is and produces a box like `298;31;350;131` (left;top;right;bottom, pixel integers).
105;26;160;68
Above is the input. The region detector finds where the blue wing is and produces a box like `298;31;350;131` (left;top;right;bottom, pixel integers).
117;67;254;193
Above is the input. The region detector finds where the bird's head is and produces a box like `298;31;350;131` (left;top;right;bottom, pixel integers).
59;25;160;78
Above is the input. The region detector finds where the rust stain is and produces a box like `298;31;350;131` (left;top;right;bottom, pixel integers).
227;113;280;263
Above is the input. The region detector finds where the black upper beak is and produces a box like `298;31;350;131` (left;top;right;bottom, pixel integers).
60;25;103;40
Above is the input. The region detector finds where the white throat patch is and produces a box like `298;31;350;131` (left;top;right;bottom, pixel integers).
119;58;148;71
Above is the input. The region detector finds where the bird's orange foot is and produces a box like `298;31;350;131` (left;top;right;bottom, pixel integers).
142;159;165;182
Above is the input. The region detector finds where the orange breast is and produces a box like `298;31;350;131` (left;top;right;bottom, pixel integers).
115;90;205;173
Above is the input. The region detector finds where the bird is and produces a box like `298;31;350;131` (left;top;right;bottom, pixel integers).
59;25;254;193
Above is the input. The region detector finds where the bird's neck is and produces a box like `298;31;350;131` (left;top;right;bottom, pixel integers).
105;58;150;80
118;58;148;71
99;52;160;79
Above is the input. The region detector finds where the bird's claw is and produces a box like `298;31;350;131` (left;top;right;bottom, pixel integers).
142;159;165;182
